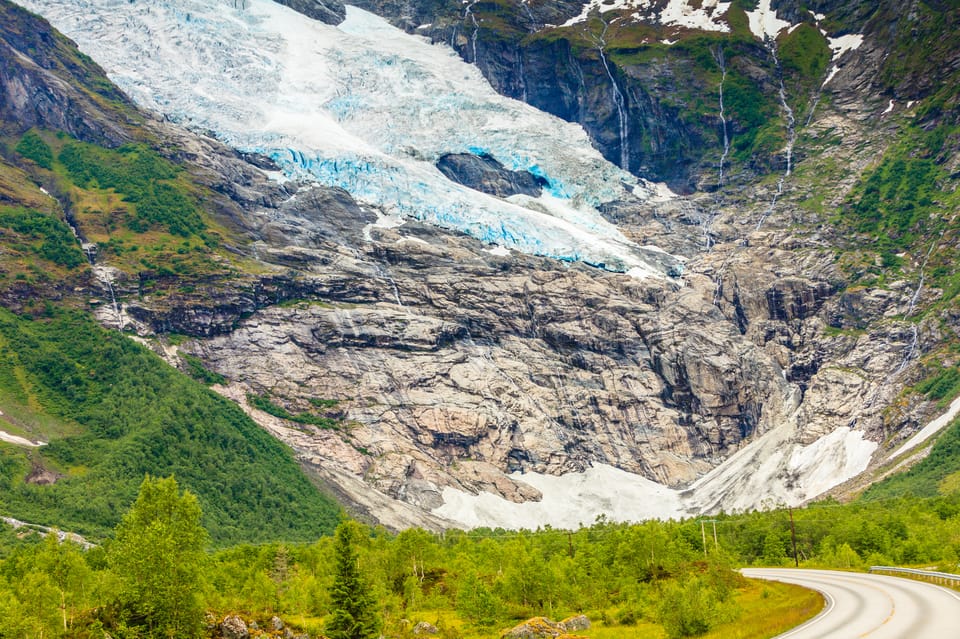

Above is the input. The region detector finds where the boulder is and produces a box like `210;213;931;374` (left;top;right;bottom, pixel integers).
221;615;249;639
502;617;563;639
412;621;439;635
560;615;590;632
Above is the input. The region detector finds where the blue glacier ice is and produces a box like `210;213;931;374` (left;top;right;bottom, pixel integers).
17;0;679;278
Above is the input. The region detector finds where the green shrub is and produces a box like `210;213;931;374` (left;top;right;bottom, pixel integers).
247;392;342;429
58;141;204;237
0;206;85;268
15;130;53;169
180;352;226;386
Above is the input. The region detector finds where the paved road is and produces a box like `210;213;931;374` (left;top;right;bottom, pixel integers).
742;568;960;638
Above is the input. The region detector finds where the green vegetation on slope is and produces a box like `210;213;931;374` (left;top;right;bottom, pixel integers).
2;449;959;639
863;416;960;501
14;130;54;170
0;206;85;269
247;392;344;430
57;139;205;238
0;308;340;545
837;120;960;294
5;129;236;289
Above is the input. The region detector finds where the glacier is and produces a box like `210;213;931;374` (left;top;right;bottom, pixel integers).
18;0;678;277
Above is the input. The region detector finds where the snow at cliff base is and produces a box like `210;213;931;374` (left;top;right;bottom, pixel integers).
18;0;677;276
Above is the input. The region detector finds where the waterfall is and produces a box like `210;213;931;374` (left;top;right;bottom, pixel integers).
376;264;403;306
755;37;795;231
906;237;940;318
464;0;479;64
594;22;629;170
767;38;796;177
519;0;540;31
894;325;920;376
518;50;527;102
92;266;125;330
712;46;730;189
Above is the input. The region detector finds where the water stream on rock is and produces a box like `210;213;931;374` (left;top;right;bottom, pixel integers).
594;21;630;170
755;37;795;231
464;0;480;64
712;46;730;189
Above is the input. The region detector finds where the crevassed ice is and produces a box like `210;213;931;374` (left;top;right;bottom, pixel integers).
18;0;678;277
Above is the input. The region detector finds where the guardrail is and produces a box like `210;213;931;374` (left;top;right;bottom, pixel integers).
869;565;960;588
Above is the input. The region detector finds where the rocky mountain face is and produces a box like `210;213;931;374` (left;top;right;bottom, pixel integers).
352;0;959;191
3;0;959;530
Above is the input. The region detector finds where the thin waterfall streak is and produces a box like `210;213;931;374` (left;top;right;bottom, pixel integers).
713;46;730;188
895;325;920;376
464;0;479;64
595;22;629;170
756;37;794;231
906;237;939;317
520;0;539;31
93;267;124;330
768;40;796;177
518;51;527;102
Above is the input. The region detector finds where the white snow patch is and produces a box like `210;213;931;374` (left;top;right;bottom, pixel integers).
828;33;864;61
0;429;45;447
561;0;632;27
485;245;511;256
658;0;731;33
432;463;683;529
362;211;405;241
688;423;877;513
39;186;52;197
20;0;678;277
561;0;730;32
882;99;895;115
262;170;289;183
646;181;678;202
907;100;916;109
787;427;877;498
822;66;840;87
890;395;960;460
661;39;678;45
746;0;792;41
433;423;879;529
809;10;826;21
821;34;863;87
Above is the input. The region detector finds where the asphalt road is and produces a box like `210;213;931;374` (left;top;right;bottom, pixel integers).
742;568;960;638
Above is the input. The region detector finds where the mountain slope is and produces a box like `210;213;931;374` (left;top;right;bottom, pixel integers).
1;0;959;531
0;1;347;544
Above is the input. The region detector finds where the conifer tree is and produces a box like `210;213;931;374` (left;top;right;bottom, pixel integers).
326;521;381;639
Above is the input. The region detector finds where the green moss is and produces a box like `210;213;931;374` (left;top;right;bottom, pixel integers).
864;415;960;499
839;125;957;271
914;365;960;405
778;23;831;109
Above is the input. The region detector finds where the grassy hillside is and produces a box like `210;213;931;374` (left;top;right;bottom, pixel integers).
862;417;960;501
0;124;344;547
0;307;340;546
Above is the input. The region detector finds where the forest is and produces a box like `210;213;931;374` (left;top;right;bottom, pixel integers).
1;471;957;639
